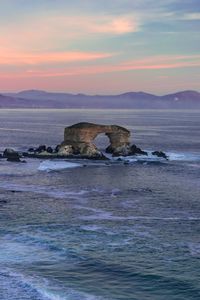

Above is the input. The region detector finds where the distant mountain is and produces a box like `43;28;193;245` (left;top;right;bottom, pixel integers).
0;93;60;108
1;90;200;109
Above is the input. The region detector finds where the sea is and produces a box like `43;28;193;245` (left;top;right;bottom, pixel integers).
0;109;200;300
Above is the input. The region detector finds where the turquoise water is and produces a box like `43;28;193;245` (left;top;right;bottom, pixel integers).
0;110;200;299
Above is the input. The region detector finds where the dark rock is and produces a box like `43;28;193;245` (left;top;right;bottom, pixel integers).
54;144;61;153
22;152;28;157
28;147;35;152
130;144;148;156
107;144;132;156
3;148;21;162
46;146;53;153
152;151;168;160
117;158;123;161
35;145;46;153
105;145;113;153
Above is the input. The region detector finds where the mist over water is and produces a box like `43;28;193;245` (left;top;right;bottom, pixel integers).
0;109;200;300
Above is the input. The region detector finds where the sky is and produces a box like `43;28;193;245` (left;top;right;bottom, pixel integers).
0;0;199;94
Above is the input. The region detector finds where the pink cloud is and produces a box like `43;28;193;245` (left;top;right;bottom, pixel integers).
0;54;199;83
0;50;113;66
122;54;200;66
0;14;138;53
90;16;138;35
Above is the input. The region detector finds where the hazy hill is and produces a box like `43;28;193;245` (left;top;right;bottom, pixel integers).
1;90;200;109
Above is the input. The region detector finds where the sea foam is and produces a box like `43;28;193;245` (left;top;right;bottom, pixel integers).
38;160;82;171
0;268;105;300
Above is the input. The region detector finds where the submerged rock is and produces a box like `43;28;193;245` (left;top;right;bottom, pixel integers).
130;144;148;156
3;148;21;162
152;151;168;160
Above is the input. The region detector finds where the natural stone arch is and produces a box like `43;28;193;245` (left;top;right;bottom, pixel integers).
60;122;131;157
93;132;110;150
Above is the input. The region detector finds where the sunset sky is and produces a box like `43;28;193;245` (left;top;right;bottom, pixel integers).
0;0;199;94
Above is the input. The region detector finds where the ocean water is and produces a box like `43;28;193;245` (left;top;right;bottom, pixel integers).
0;109;200;300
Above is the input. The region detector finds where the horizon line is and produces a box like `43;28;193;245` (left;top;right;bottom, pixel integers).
1;88;200;97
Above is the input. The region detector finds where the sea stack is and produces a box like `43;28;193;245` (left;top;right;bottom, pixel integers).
22;122;167;160
60;122;131;157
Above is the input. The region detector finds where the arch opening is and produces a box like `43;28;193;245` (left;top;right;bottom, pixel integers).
93;133;110;151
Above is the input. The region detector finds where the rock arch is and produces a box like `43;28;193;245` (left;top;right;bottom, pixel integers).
60;122;131;157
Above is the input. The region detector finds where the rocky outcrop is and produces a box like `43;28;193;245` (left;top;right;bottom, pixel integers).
3;122;167;161
61;122;131;158
3;148;25;162
152;151;168;160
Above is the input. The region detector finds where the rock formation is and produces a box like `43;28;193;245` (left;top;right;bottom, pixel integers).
8;122;167;161
60;122;131;158
3;148;25;162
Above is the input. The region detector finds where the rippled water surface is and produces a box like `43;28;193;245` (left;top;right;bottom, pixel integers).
0;109;200;300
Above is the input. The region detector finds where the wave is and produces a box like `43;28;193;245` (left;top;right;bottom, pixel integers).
34;151;200;173
187;242;200;257
1;151;200;177
113;151;200;163
80;212;200;221
0;182;88;199
0;268;105;300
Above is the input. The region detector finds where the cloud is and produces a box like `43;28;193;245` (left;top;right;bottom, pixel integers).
122;54;200;66
0;13;139;52
0;50;113;66
1;54;199;79
181;13;200;20
88;15;138;34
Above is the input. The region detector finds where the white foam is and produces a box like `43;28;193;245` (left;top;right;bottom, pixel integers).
112;150;200;163
0;268;105;300
38;160;82;171
80;213;200;221
112;151;165;163
166;152;200;161
80;225;103;232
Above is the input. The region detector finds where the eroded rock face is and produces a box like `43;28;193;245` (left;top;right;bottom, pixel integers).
58;145;74;156
61;122;131;157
